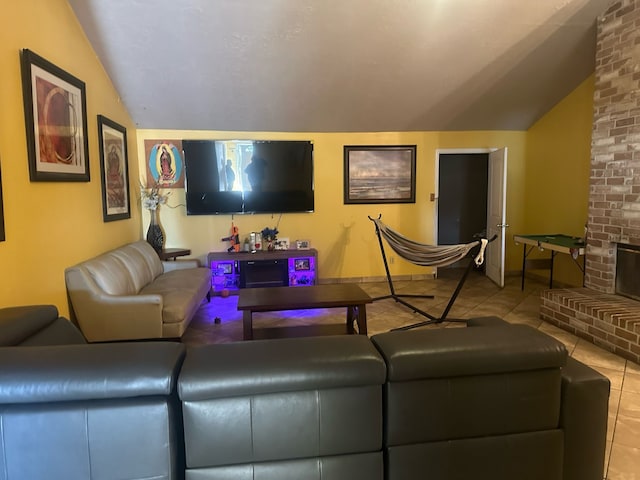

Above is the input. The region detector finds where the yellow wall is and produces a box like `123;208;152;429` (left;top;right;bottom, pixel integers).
138;130;528;280
0;0;140;315
524;75;594;286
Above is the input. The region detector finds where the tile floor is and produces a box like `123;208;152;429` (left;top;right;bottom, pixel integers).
182;269;640;480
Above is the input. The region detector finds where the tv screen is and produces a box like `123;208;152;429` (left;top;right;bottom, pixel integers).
183;140;314;215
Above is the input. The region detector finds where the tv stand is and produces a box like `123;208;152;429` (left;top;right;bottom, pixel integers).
208;249;317;294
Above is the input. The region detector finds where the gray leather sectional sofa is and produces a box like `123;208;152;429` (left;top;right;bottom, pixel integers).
0;305;610;480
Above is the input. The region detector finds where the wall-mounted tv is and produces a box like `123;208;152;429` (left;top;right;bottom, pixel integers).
183;140;314;215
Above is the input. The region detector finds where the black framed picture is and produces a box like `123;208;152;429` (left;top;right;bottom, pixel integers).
97;115;130;222
20;49;90;182
344;145;416;204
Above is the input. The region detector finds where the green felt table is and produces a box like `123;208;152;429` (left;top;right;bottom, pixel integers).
513;234;585;290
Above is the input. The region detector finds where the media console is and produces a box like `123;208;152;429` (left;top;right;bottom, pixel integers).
208;249;317;293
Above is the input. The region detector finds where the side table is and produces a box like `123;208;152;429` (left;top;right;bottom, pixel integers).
158;248;191;261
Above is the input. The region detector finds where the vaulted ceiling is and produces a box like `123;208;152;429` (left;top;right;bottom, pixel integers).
68;0;611;132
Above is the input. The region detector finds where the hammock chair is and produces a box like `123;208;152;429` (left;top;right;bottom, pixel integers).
368;215;493;330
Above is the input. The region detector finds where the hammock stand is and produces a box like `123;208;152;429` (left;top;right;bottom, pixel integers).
368;215;493;330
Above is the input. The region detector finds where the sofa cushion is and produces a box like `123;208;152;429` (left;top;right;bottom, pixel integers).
129;240;164;278
141;267;211;325
179;335;387;399
83;253;136;296
179;336;386;472
371;325;567;380
0;342;185;403
112;243;158;292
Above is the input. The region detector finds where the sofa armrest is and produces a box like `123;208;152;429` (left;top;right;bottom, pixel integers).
0;305;60;346
162;260;200;272
0;342;186;404
71;292;164;342
560;357;610;480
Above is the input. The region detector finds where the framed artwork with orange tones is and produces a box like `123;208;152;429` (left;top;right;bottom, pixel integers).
343;145;416;204
98;115;130;222
21;49;90;182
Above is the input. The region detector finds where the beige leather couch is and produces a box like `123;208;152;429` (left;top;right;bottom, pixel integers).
65;240;211;342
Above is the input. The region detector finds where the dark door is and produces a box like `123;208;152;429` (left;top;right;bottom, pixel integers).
437;153;488;245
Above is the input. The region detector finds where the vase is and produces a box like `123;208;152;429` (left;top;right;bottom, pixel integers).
267;239;275;251
146;209;164;253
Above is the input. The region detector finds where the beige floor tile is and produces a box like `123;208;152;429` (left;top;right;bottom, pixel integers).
613;413;640;449
537;322;579;351
623;372;640;395
627;362;640;375
619;390;640;419
571;339;628;372
607;443;640;480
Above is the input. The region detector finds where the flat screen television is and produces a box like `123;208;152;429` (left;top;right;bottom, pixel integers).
183;139;314;215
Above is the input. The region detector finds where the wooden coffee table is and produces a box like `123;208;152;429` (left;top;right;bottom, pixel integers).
237;284;372;340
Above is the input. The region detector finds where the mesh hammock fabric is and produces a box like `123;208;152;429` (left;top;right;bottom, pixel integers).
372;218;489;268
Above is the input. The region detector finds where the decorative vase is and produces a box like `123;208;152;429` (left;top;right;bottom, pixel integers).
146;209;164;253
267;239;275;251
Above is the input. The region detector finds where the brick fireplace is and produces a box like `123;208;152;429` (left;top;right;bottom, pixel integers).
540;0;640;364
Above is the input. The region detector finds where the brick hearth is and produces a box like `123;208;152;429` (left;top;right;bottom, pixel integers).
541;288;640;364
541;1;640;364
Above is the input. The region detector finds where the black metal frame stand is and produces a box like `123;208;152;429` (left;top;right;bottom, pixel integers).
369;215;490;330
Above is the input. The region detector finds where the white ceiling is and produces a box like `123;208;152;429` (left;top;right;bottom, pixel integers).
68;0;611;132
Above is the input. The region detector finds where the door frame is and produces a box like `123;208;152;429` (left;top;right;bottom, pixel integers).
434;148;505;281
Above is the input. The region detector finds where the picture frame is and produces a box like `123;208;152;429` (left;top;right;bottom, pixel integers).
294;258;311;271
144;140;185;188
97;115;130;222
274;237;290;250
20;49;90;182
344;145;416;204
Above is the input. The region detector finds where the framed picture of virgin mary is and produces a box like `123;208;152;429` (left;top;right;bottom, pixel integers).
20;49;90;182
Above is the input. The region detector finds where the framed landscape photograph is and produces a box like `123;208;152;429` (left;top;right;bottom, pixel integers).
344;145;416;204
20;49;90;182
98;115;130;222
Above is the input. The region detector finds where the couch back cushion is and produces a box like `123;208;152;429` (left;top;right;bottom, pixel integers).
129;241;164;279
81;241;163;296
372;325;567;446
83;254;137;296
112;242;161;292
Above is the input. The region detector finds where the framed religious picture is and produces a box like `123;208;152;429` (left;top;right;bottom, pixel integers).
97;115;130;222
144;140;184;188
343;145;416;204
20;49;90;182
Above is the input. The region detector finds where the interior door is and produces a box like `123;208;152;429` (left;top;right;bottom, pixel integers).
486;148;508;287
